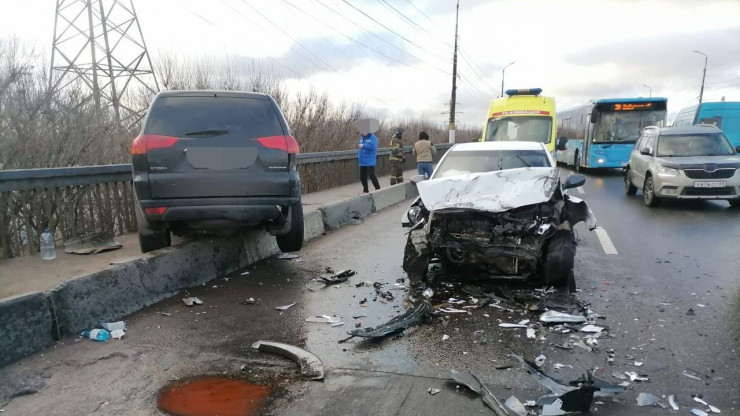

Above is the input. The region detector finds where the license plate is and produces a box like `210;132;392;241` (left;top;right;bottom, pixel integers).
694;181;726;188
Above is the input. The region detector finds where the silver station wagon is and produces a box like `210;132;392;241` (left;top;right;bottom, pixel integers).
625;124;740;207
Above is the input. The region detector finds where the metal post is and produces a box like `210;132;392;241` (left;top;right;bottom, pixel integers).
642;84;652;97
448;0;459;144
694;50;707;104
86;0;100;108
501;61;515;96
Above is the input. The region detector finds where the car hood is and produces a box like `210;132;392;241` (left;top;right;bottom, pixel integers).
417;167;560;213
657;155;740;169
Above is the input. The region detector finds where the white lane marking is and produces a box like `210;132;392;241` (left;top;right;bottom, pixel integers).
576;186;585;194
594;227;618;255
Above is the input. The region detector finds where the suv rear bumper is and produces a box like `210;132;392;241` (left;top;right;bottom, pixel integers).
138;196;300;225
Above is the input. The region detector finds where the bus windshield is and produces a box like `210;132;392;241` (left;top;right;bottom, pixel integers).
485;116;552;144
594;110;666;143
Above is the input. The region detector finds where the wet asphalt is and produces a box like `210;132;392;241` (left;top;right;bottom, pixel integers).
1;168;738;415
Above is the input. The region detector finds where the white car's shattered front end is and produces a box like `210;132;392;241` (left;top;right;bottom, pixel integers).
402;168;596;285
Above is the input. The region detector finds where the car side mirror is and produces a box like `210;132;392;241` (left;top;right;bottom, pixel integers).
557;137;568;151
410;175;427;184
640;147;652;156
563;174;586;190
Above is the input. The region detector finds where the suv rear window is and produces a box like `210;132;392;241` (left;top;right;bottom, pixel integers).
144;95;284;138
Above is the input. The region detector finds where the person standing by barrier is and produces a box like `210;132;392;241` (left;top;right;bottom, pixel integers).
389;128;405;185
413;131;436;179
358;130;381;193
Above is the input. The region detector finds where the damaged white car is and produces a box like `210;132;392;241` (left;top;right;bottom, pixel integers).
402;142;596;289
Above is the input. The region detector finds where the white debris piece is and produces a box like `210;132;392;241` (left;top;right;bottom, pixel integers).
499;323;528;328
612;372;627;380
517;319;530;325
275;302;296;311
101;321;126;332
422;288;434;299
668;395;679;411
439;308;467;314
504;396;528;416
580;324;604;333
692;409;710;416
330;322;344;327
427;388;441;395
573;340;592;352
442;334;450;341
625;371;649;382
182;297;203;306
694;397;709;406
636;392;661;406
110;329;125;339
540;310;587;323
633;361;644;367
526;328;536;339
683;371;702;381
541;398;567;415
708;405;721;413
524;400;536;407
305;315;342;324
535;355;547;367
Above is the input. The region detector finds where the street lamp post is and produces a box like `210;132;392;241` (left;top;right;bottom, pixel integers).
693;50;708;104
500;61;515;96
642;84;652;97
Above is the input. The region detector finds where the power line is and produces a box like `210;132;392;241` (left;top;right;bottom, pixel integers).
239;0;339;73
340;0;450;70
405;0;437;25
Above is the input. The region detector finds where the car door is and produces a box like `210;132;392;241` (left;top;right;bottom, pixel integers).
631;132;653;185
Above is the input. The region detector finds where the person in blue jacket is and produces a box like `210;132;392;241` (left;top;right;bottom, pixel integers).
358;131;381;193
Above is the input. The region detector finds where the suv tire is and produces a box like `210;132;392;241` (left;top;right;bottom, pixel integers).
624;171;637;195
544;230;575;286
276;203;304;252
643;176;660;207
135;202;171;253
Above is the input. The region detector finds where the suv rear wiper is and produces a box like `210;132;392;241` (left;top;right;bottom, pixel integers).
183;129;229;137
515;154;531;167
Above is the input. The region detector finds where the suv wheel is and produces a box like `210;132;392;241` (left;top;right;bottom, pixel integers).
544;230;575;286
135;202;171;253
276;203;304;252
643;176;660;207
624;171;637;195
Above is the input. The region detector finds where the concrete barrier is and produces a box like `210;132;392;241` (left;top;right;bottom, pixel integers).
0;292;54;367
371;184;408;212
0;186;415;367
318;194;374;230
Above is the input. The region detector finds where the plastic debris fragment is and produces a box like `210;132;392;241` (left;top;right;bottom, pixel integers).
305;315;342;324
275;302;296;311
101;321;126;332
442;334;450;341
624;371;649;382
422;288;434;299
504;396;527;416
633;361;643;367
499;323;528;328
110;329;125;339
612;372;627;380
241;298;256;305
692;409;709;416
526;328;536;339
252;340;324;380
709;405;721;413
535;355;547;367
318;269;356;284
580;324;604;333
636;392;661;406
182;297;203;306
341;301;432;341
668;395;680;411
427;388;441;395
277;253;300;259
694;396;709;406
540;310;587;323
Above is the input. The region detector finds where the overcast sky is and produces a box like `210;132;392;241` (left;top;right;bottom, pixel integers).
2;0;739;127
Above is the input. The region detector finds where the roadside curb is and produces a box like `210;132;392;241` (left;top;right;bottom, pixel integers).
0;182;416;367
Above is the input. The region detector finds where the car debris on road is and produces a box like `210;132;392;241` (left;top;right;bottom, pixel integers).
251;340;324;381
275;302;297;311
182;297;203;306
317;269;356;285
339;300;432;343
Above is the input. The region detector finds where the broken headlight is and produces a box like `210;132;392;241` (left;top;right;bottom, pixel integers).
407;206;422;224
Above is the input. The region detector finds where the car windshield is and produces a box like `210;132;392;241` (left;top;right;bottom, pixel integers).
594;110;666;143
485;116;552;144
434;149;551;178
657;133;735;157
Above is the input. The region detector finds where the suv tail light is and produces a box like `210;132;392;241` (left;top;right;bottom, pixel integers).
131;134;179;155
144;207;167;215
256;135;300;154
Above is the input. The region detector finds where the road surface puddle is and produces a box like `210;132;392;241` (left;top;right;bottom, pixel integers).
157;376;270;416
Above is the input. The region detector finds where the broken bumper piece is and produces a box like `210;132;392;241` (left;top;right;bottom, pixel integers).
251;340;324;381
341;301;432;341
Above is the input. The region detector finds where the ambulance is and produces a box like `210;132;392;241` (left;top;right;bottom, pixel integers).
481;88;558;153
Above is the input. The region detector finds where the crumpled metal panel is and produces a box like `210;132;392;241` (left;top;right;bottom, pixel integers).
417;167;560;213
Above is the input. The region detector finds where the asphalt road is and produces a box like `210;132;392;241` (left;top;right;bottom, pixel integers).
1;168;738;416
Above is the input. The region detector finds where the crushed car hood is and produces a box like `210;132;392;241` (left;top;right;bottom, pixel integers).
417;167;561;213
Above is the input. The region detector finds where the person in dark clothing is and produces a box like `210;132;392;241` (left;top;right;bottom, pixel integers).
358;131;380;193
389;128;405;185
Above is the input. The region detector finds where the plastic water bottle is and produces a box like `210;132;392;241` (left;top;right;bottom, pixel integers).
81;329;111;341
40;228;56;260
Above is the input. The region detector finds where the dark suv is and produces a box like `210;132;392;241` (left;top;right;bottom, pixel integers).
132;90;303;253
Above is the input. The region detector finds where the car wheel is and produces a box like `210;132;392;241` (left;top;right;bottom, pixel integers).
643;176;660;207
574;152;581;172
624;171;637;195
135;202;171;253
729;199;740;208
544;230;575;285
276;203;304;252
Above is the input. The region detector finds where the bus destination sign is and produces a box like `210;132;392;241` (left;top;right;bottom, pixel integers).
613;103;653;111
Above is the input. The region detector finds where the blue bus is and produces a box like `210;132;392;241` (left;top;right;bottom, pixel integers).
555;97;667;170
673;101;740;147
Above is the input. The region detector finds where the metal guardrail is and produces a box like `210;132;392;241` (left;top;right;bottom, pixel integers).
0;144;453;191
0;143;453;259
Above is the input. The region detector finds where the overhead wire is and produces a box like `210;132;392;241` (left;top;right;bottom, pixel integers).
239;0;339;73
